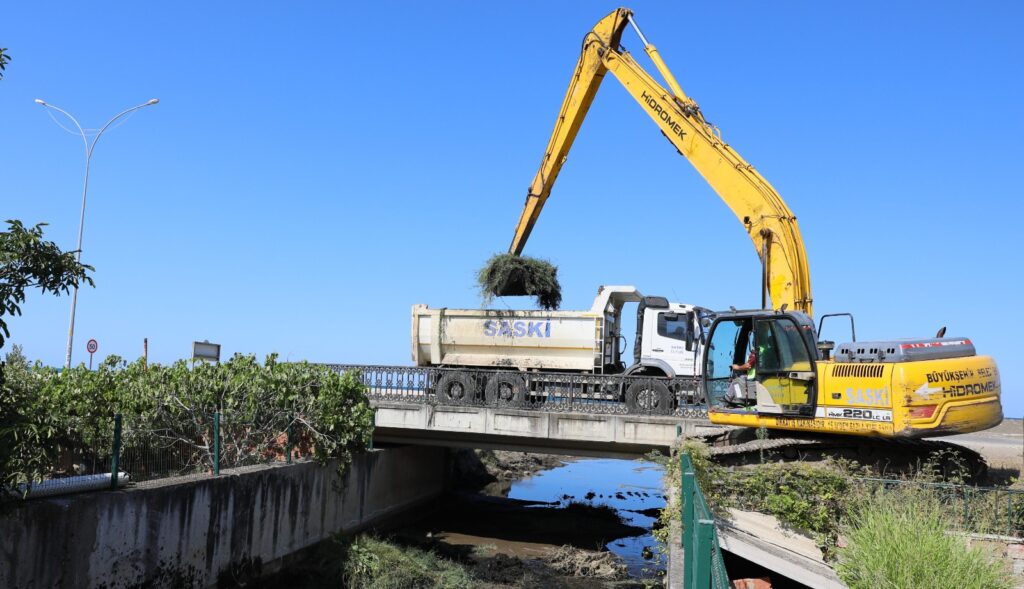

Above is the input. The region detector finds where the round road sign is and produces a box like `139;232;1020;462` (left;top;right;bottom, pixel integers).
86;339;98;354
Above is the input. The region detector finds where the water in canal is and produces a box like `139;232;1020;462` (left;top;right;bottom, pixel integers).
507;457;667;578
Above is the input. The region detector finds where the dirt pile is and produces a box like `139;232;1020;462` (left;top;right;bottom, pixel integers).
468;547;637;589
450;449;573;493
482;450;573;480
545;545;629;579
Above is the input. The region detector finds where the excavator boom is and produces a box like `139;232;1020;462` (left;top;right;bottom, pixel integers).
509;8;813;315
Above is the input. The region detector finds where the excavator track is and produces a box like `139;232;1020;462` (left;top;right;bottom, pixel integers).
701;430;989;483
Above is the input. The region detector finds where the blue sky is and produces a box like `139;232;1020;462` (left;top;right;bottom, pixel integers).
2;2;1021;414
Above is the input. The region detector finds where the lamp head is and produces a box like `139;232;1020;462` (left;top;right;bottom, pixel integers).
146;99;159;105
34;98;46;105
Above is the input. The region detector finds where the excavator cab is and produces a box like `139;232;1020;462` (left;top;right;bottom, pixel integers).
703;311;817;417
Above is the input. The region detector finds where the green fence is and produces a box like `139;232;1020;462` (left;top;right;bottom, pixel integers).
680;452;730;589
12;412;307;498
857;477;1024;537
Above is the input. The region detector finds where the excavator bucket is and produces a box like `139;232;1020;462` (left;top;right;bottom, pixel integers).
477;253;562;310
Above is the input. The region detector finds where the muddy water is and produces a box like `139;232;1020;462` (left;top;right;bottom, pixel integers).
506;458;667;577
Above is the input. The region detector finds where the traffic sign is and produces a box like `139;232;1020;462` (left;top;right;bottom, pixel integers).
86;339;98;370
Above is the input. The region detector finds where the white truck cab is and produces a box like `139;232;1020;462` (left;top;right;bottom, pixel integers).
631;297;704;378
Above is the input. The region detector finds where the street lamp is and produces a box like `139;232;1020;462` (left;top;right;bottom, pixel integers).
34;98;159;369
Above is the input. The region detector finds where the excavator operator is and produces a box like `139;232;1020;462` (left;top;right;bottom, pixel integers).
731;331;758;376
723;326;759;407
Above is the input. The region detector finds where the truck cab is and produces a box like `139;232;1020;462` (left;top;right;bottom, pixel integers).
591;288;706;379
626;296;704;378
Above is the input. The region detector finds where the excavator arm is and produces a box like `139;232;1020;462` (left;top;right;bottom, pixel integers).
508;8;813;315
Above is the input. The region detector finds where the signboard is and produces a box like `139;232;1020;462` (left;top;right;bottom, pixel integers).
86;339;98;370
192;340;221;362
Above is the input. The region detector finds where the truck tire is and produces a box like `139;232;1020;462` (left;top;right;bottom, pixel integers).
435;372;477;404
625;380;673;415
484;374;527;406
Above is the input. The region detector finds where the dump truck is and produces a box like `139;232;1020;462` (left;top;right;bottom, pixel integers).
411;285;708;413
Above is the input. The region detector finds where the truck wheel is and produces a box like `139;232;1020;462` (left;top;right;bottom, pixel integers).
625;381;673;415
484;374;527;406
435;373;477;404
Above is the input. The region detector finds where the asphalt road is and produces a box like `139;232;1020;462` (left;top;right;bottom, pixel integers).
948;417;1024;469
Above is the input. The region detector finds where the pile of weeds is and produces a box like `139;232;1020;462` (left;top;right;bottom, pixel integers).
836;486;1013;589
477;253;561;310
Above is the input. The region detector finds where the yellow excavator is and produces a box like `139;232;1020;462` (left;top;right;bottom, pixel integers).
507;7;1002;444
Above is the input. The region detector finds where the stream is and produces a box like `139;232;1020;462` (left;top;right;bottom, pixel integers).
507;458;667;577
258;453;669;588
401;454;669;586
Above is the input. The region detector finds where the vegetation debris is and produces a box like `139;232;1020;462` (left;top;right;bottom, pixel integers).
477;253;561;310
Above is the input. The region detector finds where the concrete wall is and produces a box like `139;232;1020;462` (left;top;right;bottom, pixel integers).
0;446;446;589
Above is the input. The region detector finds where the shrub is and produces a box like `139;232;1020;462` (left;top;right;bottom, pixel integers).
0;350;374;492
836;486;1012;589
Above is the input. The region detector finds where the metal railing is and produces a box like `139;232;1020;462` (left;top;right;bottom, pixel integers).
857;477;1024;537
681;452;730;589
327;364;710;418
10;412;306;500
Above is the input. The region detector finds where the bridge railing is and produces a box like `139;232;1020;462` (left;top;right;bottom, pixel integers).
325;364;709;418
681;452;730;588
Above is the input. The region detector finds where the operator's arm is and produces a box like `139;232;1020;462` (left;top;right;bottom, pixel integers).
731;351;757;372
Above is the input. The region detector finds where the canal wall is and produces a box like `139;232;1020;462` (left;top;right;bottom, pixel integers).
0;445;447;588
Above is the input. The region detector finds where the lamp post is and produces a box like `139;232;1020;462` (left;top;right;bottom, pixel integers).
35;98;159;369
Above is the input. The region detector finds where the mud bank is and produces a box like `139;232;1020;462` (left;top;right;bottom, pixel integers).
450;448;574;494
392;492;652;588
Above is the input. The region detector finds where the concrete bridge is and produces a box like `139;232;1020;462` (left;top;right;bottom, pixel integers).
329;365;722;457
370;400;724;458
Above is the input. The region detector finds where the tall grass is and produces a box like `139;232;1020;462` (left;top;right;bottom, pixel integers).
836;486;1012;589
342;535;474;589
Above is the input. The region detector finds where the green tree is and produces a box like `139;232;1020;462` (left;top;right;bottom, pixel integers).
0;220;94;349
0;48;9;80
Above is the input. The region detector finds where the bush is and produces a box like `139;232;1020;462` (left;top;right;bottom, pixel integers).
836;486;1012;589
0;350;375;492
477;253;561;310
